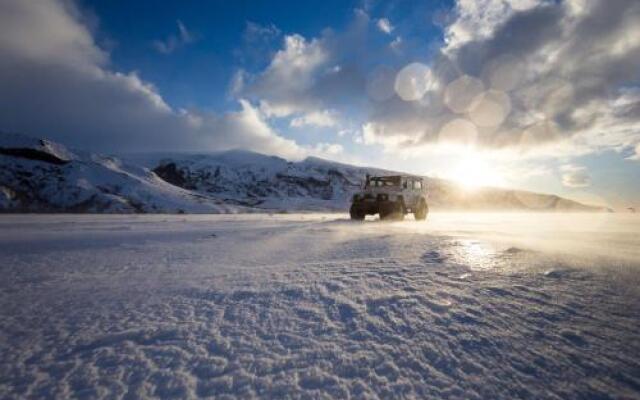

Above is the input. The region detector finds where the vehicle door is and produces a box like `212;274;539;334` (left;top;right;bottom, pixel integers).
413;179;423;206
402;178;415;207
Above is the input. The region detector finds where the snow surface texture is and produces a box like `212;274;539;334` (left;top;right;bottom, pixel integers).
0;132;604;213
1;213;639;399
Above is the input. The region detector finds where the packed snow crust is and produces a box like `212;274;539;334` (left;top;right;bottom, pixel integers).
0;213;639;399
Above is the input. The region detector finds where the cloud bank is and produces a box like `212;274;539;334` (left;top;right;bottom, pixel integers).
0;0;308;158
1;0;639;170
238;0;640;161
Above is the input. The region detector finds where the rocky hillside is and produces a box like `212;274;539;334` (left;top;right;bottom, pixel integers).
142;151;390;211
0;132;606;213
0;133;243;213
145;152;604;212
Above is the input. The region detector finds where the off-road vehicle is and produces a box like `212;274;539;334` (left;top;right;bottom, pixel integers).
350;175;428;221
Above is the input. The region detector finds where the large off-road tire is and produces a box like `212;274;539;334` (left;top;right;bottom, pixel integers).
350;204;365;220
380;201;404;221
414;200;429;221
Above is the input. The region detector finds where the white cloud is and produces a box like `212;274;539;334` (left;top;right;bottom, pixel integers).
227;69;246;98
238;19;374;122
10;0;637;170
394;63;435;102
235;21;282;66
560;164;591;188
377;18;394;34
363;0;640;159
248;34;328;117
361;122;423;150
0;0;106;70
310;142;344;156
390;36;402;52
628;143;640;161
211;100;305;159
152;20;194;54
242;0;640;162
0;0;304;159
444;0;539;52
290;110;338;128
243;21;281;42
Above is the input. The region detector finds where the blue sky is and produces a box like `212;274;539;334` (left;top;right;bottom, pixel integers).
83;0;450;109
0;0;639;209
83;0;361;109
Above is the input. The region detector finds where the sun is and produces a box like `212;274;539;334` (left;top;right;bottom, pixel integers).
448;154;506;189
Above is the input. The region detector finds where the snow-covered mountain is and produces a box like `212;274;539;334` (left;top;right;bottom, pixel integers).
137;151;390;211
0;133;243;213
0;132;606;213
145;152;606;212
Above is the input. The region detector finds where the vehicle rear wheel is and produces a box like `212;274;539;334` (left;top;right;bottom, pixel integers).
350;205;365;220
414;200;428;221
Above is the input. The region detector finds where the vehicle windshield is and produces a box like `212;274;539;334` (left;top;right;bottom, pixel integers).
366;176;400;187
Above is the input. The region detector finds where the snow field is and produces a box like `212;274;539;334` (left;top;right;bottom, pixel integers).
0;213;639;399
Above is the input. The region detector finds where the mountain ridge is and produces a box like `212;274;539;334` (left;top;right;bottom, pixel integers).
0;132;608;213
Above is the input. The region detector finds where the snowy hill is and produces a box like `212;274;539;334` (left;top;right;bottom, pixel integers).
0;133;243;213
0;132;605;213
143;152;605;212
140;150;390;211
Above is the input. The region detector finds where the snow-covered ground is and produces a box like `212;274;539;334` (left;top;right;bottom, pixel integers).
1;213;639;399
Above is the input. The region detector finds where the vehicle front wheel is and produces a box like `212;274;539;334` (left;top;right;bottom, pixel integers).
414;200;428;221
350;205;365;220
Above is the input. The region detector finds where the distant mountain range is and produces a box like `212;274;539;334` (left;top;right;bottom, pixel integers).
0;132;608;213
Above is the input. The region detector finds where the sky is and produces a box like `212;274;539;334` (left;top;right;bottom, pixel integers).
0;0;639;209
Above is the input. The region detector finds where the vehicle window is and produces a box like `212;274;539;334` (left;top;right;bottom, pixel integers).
415;181;422;190
368;178;400;187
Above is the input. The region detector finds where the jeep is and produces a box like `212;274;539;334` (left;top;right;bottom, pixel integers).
350;175;429;221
